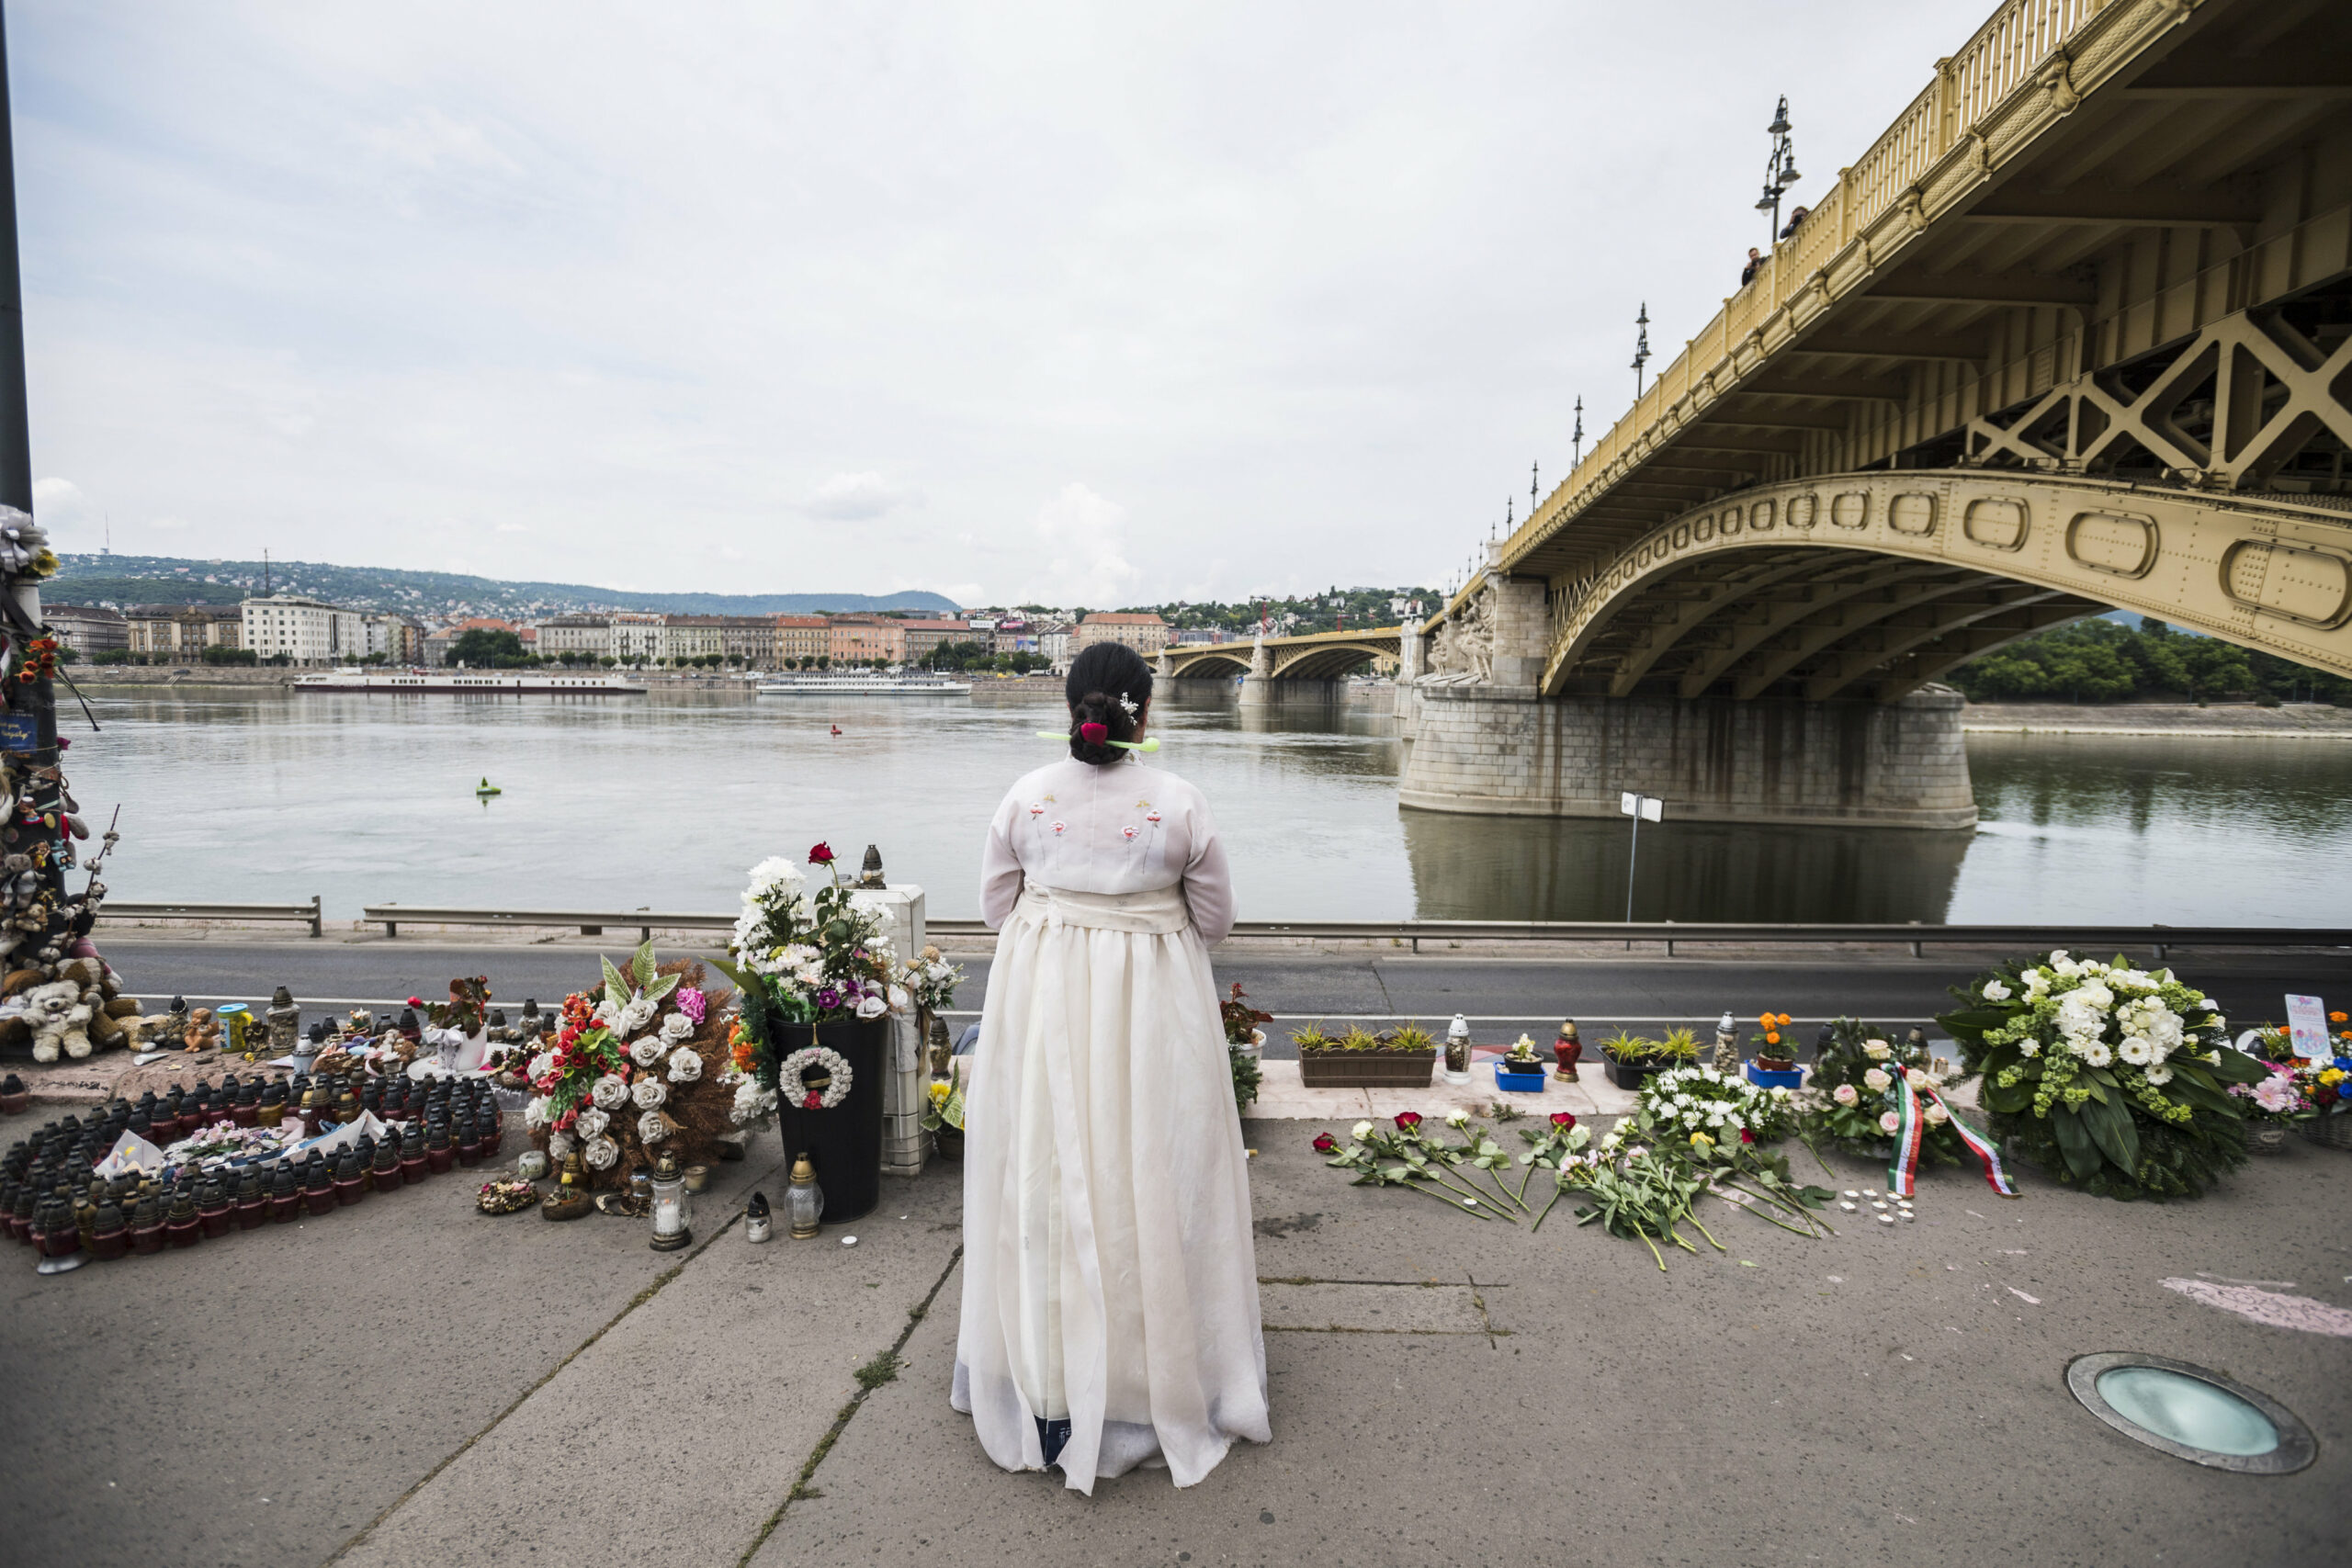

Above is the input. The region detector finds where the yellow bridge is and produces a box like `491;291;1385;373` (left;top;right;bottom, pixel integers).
1421;0;2352;705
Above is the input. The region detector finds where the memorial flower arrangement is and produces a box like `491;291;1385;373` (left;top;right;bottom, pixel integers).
715;846;906;1125
1634;1064;1792;1148
1805;1019;1966;1161
2229;1033;2317;1124
522;942;735;1187
903;945;963;1017
1939;951;2265;1200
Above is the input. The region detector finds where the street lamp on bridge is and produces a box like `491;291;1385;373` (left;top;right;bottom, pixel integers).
1632;303;1651;398
1571;396;1584;468
1757;95;1803;243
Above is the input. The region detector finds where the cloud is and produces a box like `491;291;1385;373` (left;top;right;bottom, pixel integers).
1031;483;1141;606
805;471;922;522
363;107;524;177
32;477;91;530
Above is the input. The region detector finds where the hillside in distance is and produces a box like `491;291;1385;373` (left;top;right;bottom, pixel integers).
49;554;958;618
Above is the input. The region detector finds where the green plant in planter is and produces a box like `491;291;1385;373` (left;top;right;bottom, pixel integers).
1655;1026;1702;1063
1334;1026;1385;1053
1228;1045;1261;1110
1502;1033;1546;1069
1388;1024;1434;1053
1600;1030;1659;1065
1291;1023;1332;1054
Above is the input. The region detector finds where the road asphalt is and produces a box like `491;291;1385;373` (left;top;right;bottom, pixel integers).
90;936;2352;1055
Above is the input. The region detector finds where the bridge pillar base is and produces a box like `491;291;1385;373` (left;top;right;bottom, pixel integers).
1239;675;1339;705
1396;684;1976;829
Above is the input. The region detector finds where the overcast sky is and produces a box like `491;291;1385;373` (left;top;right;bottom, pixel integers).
17;1;1985;606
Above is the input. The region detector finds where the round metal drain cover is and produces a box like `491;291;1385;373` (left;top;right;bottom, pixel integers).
2066;1352;2315;1473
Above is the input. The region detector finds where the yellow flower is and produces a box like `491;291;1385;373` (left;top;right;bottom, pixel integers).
927;1080;952;1107
1690;1132;1713;1149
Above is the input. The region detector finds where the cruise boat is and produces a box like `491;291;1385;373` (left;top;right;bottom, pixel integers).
753;671;971;695
294;668;648;695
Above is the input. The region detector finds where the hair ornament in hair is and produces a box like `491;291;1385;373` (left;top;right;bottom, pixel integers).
1079;722;1108;744
1115;694;1138;717
1035;731;1160;752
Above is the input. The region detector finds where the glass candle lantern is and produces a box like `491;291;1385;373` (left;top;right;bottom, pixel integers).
745;1190;774;1244
648;1151;692;1251
1442;1014;1472;1085
786;1153;824;1238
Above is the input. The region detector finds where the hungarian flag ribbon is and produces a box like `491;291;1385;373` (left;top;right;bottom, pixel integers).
1888;1076;2018;1200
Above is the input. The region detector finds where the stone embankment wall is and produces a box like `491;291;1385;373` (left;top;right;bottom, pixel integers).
1398;683;1976;829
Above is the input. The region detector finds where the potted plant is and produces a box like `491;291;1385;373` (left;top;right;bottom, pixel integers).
1600;1030;1666;1090
1495;1035;1549;1092
1222;983;1272;1111
1297;1021;1437;1089
1746;1010;1804;1089
922;1063;967;1159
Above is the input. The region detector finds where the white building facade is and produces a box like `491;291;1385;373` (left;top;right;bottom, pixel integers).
242;596;369;665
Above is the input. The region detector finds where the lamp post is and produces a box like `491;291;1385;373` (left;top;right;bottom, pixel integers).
1631;305;1652;399
1619;791;1663;939
1571;397;1584;468
1757;96;1803;244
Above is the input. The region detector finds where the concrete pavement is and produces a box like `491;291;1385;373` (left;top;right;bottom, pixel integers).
4;1103;2346;1568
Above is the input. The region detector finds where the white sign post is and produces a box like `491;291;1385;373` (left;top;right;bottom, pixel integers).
2285;994;2329;1062
1620;791;1664;931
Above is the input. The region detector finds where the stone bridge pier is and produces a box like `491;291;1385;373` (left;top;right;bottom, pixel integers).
1397;574;1975;829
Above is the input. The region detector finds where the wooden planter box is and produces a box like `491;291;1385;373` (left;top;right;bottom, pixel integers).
1298;1049;1436;1089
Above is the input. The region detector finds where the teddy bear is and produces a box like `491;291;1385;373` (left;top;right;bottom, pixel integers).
25;976;89;1063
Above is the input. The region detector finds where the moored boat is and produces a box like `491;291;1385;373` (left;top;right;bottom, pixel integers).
294;669;648;694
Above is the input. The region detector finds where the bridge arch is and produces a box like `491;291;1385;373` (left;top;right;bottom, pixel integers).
1544;470;2352;702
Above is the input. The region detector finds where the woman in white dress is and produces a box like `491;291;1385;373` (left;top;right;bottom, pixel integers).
952;642;1270;1493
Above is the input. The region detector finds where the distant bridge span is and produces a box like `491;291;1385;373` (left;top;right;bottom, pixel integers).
1160;626;1401;683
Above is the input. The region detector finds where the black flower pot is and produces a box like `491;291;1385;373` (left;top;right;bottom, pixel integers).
772;1016;889;1223
1604;1057;1664;1091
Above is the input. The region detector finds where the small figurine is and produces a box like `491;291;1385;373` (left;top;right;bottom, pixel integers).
266;986;300;1056
1553;1019;1582;1081
181;1006;221;1055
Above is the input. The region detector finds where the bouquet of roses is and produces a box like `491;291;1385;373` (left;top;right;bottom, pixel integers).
1939;951;2265;1200
1805;1018;1967;1162
903;945;964;1016
1313;1111;1517;1220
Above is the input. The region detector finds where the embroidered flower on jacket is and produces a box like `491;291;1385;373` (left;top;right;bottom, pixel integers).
1121;825;1139;840
1146;810;1161;824
1028;803;1044;816
1051;820;1067;835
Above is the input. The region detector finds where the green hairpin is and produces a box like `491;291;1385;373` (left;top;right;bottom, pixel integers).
1035;732;1160;751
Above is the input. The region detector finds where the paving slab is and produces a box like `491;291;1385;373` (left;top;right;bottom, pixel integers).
752;1117;2352;1568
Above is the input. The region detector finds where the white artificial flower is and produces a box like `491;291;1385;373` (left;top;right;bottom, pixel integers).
524;1096;552;1130
1863;1067;1892;1092
2145;1065;2174;1087
1864;1040;1891;1059
2118;1036;2154;1066
1980;981;2010;1001
729;1077;779;1125
1924;1101;1950;1124
886;985;910;1012
631;1077;667;1110
667;1049;704;1083
583;1134;619;1169
620;997;658;1033
575;1106;610;1138
2081;1042;2114;1067
526;1052;555;1081
1351;1120;1374;1141
593;999;621;1028
855;995;888;1020
628;1036;668;1068
1445;1108;1470;1127
638;1109;669;1145
591;1073;629;1110
548;1130;575;1158
660;1011;695;1043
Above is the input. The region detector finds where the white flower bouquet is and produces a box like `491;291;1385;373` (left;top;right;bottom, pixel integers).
1941;951;2267;1199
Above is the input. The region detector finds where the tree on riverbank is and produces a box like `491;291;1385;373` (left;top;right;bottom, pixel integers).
1948;618;2348;705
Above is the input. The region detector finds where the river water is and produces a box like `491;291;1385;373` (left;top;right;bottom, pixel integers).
76;683;2352;926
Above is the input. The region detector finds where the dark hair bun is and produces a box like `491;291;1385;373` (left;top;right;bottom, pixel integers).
1064;642;1154;765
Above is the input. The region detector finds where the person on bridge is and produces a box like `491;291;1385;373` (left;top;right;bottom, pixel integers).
952;639;1266;1493
1740;246;1762;286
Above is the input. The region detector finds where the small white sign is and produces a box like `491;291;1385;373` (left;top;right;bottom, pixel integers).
1620;792;1639;817
2285;995;2330;1061
1642;796;1663;822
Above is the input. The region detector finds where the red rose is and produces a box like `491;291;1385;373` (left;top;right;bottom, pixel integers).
1739;1128;1755;1145
1394;1111;1422;1130
1549;1111;1576;1129
407;996;424;1008
1312;1132;1338;1153
808;842;835;865
803;1090;822;1110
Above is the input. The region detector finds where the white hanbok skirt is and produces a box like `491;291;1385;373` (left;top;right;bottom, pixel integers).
952;883;1270;1493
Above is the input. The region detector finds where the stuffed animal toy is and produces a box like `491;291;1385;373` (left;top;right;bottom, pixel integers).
25;976;89;1062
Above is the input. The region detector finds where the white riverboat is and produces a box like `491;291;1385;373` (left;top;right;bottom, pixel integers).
294;668;648;695
753;671;971;695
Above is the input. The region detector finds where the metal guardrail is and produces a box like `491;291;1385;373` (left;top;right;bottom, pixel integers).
102;897;323;938
99;901;2352;962
362;905;736;941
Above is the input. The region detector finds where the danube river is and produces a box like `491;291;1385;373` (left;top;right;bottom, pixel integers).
81;682;2352;926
